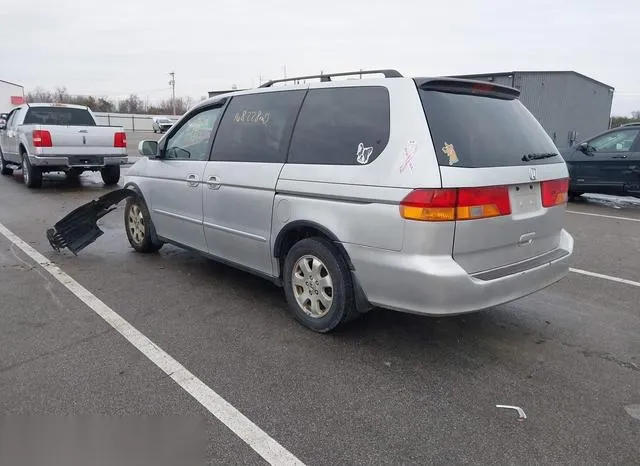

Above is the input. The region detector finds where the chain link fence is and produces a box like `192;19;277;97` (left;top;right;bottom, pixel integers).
93;113;179;132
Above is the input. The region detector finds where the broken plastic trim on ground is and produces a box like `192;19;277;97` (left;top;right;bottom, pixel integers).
46;188;134;255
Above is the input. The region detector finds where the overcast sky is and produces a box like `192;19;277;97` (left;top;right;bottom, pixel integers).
1;0;639;115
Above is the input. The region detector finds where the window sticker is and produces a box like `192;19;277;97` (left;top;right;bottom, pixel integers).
233;110;270;125
399;140;417;173
356;142;374;164
441;142;459;166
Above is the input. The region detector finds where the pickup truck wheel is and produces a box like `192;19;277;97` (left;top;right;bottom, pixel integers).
283;237;359;333
22;153;42;188
0;150;12;176
101;165;120;186
124;197;163;253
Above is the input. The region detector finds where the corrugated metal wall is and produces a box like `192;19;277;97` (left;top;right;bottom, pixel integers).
463;74;513;87
513;72;613;148
452;72;613;149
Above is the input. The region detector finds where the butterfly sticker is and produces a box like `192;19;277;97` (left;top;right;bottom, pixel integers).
356;142;374;164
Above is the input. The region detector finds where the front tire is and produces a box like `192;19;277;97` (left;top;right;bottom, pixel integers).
283;237;358;333
124;196;163;253
22;152;42;188
101;165;120;186
0;149;13;176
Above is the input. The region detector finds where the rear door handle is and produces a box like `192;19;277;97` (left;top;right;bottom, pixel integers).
186;174;199;187
206;176;221;190
612;155;628;159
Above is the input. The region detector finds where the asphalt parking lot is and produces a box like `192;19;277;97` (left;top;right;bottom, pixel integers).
0;159;638;464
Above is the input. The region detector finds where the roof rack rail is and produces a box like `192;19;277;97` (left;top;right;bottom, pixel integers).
259;69;403;88
620;122;640;127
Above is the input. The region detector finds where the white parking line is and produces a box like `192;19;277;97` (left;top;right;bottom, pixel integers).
567;210;640;223
570;268;640;288
0;222;303;466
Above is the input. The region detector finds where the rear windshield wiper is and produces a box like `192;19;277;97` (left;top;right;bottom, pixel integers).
521;152;559;162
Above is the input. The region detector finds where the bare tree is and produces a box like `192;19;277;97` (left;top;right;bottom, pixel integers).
117;94;144;113
94;98;115;112
25;87;191;115
26;87;55;103
54;87;70;103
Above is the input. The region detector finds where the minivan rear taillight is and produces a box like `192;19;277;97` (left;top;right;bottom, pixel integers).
541;178;569;207
32;130;52;147
400;186;512;221
114;132;127;148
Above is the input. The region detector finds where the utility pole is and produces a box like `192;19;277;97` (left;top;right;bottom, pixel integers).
168;71;176;115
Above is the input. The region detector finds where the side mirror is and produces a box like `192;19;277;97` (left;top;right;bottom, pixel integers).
578;142;593;155
0;122;6;131
138;140;159;157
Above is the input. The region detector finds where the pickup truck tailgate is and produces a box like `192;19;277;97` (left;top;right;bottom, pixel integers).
42;126;124;155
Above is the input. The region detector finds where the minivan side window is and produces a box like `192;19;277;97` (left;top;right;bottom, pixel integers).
211;91;306;163
589;129;639;153
288;87;390;165
164;106;222;161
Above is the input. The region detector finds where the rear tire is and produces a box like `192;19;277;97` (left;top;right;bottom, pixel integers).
22;152;42;188
568;191;583;201
0;149;12;176
101;165;120;186
124;196;163;253
283;237;359;333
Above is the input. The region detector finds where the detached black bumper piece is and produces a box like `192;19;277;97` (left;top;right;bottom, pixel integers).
47;188;135;255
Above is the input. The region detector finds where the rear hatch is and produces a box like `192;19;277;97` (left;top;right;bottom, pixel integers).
416;79;569;274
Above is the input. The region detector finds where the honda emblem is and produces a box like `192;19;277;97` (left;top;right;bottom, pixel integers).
528;167;537;181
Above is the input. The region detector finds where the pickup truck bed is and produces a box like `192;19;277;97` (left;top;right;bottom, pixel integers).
0;103;127;188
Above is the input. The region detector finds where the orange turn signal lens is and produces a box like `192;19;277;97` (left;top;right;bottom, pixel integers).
399;189;457;221
541;178;569;207
400;187;511;222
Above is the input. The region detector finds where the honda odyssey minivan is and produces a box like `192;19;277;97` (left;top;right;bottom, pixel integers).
123;69;573;332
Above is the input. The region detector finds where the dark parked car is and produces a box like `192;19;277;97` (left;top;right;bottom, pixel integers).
561;123;640;199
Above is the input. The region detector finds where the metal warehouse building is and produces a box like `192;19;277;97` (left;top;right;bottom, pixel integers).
451;71;614;149
0;79;25;113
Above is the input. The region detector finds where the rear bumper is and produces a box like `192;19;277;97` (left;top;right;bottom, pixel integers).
28;154;128;168
344;229;573;316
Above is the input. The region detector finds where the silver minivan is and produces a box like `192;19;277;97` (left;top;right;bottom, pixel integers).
125;70;573;332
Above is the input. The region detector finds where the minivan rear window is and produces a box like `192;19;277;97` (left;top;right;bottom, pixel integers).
418;86;561;168
23;107;96;126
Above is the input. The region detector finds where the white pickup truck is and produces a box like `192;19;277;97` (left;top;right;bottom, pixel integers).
0;103;127;188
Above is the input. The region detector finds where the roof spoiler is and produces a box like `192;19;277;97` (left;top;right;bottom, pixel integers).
416;78;520;99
